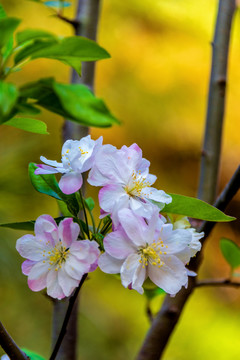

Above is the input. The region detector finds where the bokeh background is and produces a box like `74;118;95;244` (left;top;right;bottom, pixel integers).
1;0;240;359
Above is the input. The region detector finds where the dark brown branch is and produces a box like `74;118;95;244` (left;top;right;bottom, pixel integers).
198;165;240;238
0;321;29;360
49;274;88;360
196;279;240;288
198;0;236;204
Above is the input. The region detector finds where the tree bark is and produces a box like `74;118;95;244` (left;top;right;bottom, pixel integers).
52;1;101;359
198;0;236;204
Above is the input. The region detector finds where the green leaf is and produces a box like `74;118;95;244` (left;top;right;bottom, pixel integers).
20;78;120;127
57;200;73;217
0;4;6;19
16;28;57;45
0;17;21;49
0;217;67;232
0;81;19;122
4;117;48;134
53;82;119;127
28;163;79;216
23;349;46;360
31;36;110;62
16;102;41;115
0;220;36;231
28;162;62;200
220;238;240;269
14;38;58;64
162;194;235;222
85;197;95;211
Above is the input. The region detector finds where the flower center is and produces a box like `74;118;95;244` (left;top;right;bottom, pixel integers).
139;240;168;268
43;244;69;271
125;171;150;197
78;146;89;156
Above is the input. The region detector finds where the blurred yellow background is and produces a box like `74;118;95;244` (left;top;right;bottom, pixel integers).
0;0;240;359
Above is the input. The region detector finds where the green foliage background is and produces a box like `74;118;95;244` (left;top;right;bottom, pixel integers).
1;0;240;359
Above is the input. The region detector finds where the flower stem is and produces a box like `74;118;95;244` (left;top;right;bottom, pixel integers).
49;274;88;360
79;190;90;239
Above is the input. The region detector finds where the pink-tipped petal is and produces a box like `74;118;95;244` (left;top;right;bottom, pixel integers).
58;218;80;247
59;172;83;194
98;253;123;274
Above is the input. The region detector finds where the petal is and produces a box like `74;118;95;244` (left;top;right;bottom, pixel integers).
88;144;117;186
162;228;192;254
58;218;80;247
22;259;36;275
35;164;60;175
64;253;89;280
148;256;187;295
58;266;79;297
40;156;62;168
104;230;136;259
99;184;126;213
146;188;172;205
120;253;143;291
98;253;123;274
46;269;65;299
28;261;49;291
70;240;99;263
132;265;146;294
34;215;58;246
59;172;83;194
16;234;47;261
118;209;147;246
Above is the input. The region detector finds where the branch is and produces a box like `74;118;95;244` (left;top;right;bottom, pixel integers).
198;165;240;238
0;321;29;360
196;279;240;288
54;14;80;32
198;0;236;204
49;274;88;360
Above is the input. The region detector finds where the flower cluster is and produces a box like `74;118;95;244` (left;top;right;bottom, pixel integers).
16;135;203;299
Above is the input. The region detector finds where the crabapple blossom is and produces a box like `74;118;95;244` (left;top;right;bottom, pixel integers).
88;143;172;221
166;215;203;265
35;135;103;194
16;215;100;299
98;208;194;295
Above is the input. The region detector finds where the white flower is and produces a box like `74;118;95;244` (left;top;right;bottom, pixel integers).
98;209;193;295
35;135;102;194
16;215;100;299
88;143;171;222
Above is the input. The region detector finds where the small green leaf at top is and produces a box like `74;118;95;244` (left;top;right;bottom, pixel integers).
220;238;240;270
161;194;235;222
44;1;72;7
4;117;48;134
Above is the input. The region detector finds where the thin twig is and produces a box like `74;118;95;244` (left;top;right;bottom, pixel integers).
196;279;240;288
146;301;154;323
79;190;90;239
49;274;88;360
54;14;80;32
0;321;29;360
